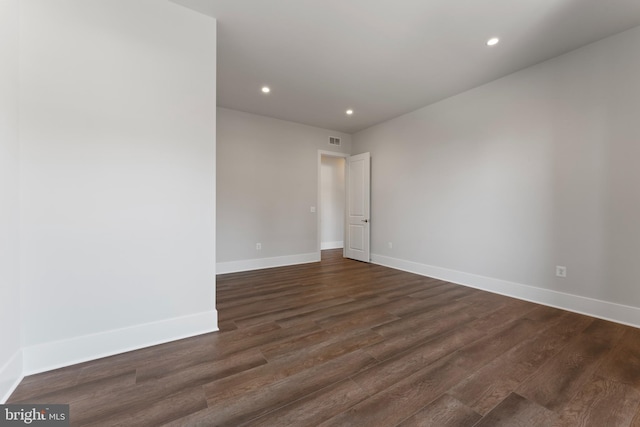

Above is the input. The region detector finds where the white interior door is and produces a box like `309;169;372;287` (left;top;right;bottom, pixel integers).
345;152;370;262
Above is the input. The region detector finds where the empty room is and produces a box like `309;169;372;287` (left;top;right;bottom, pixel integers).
2;0;640;426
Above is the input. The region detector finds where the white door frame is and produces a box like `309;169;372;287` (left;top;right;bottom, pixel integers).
317;150;349;259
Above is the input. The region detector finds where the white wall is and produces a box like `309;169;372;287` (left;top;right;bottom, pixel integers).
321;156;345;249
0;0;22;402
353;25;640;326
18;0;217;373
217;108;351;272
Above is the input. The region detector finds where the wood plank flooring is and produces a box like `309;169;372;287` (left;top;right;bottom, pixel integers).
8;249;640;426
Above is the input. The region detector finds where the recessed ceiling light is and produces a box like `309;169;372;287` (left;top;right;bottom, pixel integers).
486;37;500;46
261;86;270;94
346;109;354;115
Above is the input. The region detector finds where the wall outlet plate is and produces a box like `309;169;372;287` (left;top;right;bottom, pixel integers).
556;265;567;278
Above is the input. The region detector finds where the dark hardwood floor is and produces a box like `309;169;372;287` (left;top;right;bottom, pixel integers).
8;249;640;426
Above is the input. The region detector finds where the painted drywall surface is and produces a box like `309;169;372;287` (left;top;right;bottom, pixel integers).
0;0;22;401
217;108;351;263
321;156;345;248
19;1;217;355
353;25;640;308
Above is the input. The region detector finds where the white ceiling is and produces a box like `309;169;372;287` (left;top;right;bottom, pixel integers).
172;0;640;134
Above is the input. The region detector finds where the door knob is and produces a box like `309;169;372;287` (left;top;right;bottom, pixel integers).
361;219;369;223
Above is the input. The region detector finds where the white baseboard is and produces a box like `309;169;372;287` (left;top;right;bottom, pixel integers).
0;350;23;403
321;241;344;250
371;254;640;329
217;252;320;275
22;310;218;376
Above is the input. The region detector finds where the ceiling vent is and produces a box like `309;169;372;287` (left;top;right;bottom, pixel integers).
329;136;341;146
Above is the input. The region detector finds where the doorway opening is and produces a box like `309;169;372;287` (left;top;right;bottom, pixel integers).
317;151;348;259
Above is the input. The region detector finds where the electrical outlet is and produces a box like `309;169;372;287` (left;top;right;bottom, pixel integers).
388;242;393;249
556;265;567;278
310;206;316;213
256;243;262;250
